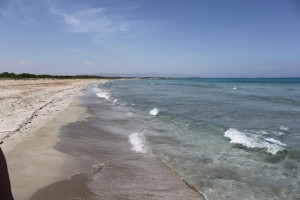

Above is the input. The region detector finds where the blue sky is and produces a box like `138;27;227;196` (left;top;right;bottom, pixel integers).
0;0;299;77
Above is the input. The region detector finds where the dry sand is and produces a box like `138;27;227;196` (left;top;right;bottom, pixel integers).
0;79;102;148
0;79;105;200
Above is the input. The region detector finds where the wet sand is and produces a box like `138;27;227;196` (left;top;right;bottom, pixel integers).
4;98;87;200
28;86;204;199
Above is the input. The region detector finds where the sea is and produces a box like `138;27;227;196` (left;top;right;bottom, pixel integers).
93;78;300;200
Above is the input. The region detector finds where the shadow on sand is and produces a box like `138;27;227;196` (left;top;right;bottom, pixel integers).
0;147;14;200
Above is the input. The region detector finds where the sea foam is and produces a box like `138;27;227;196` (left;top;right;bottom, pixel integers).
279;126;289;132
150;107;160;116
274;131;285;136
129;132;147;153
224;128;286;154
265;138;287;147
93;87;110;100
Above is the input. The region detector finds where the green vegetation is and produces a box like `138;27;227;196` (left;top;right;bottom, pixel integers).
0;72;116;79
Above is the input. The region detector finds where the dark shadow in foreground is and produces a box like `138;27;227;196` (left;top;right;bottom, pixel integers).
0;147;14;200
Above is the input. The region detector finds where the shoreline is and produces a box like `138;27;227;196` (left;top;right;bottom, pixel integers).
2;79;204;200
156;153;207;199
29;83;204;199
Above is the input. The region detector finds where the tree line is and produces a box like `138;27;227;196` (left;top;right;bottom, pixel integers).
0;72;111;79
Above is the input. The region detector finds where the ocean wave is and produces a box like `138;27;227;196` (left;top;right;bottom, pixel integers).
224;128;286;154
113;99;118;104
150;107;160;116
93;87;110;100
128;132;147;153
274;131;285;136
257;130;268;135
264;138;287;147
279;125;289;132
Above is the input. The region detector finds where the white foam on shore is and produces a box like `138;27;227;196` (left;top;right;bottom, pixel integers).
129;132;147;153
150;107;160;116
224;128;286;154
93;87;110;100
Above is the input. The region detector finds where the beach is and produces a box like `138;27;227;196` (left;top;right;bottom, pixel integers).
1;79;203;200
0;79;102;146
0;79;101;199
1;78;299;200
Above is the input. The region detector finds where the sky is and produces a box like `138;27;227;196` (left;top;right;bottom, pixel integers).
0;0;299;77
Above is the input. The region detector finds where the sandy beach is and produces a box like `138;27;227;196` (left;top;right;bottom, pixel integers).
1;79;203;200
0;79;103;199
0;79;102;145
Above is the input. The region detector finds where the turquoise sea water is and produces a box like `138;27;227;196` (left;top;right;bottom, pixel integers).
97;78;300;200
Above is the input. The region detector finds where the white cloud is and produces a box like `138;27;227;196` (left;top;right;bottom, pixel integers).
0;0;146;42
0;0;41;25
15;60;32;66
50;6;130;42
84;61;95;66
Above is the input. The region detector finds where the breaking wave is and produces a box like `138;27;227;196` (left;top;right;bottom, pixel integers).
113;99;118;104
224;128;287;154
129;132;147;153
149;107;160;116
93;87;110;100
279;125;289;132
264;138;287;147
